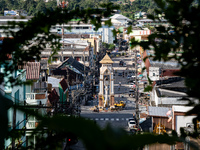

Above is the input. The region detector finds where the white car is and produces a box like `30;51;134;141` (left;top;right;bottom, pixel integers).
129;83;135;88
128;120;136;128
128;118;135;122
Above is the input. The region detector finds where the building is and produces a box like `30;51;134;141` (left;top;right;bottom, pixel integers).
148;106;172;133
142;50;181;76
136;18;169;27
24;62;48;147
1;68;27;148
172;105;196;135
109;14;132;26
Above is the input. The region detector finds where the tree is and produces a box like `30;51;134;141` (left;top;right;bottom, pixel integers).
45;0;57;11
0;1;199;150
131;0;200;137
36;0;47;14
108;43;115;50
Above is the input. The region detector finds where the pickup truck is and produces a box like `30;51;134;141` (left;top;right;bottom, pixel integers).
114;101;126;108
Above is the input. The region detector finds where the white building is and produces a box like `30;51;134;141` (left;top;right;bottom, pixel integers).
110;14;132;26
149;67;161;81
172;105;196;135
97;25;115;44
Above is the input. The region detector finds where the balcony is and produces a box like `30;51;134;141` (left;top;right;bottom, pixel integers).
26;120;39;136
26;92;47;105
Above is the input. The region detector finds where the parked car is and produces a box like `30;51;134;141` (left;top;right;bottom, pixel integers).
128;118;135;122
119;60;124;66
127;74;131;80
129;83;135;88
128;120;136;128
129;90;135;97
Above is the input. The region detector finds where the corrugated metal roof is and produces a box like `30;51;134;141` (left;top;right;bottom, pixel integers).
148;106;172;117
110;14;132;21
56;57;90;75
24;62;40;80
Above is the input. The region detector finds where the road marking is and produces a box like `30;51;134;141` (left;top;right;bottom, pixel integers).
100;118;104;121
116;118;119;121
126;118;129;121
111;118;114;121
121;118;124;121
105;118;109;121
90;118;93;120
95;118;99;121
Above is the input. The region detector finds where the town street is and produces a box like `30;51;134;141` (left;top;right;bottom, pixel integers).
68;53;137;150
80;52;136;130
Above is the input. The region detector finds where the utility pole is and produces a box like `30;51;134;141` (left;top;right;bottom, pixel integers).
135;49;140;129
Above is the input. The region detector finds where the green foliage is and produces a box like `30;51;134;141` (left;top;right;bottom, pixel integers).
127;25;132;34
9;106;180;150
0;0;157;19
0;3;119;87
0;94;13;149
109;44;115;49
1;0;200;149
131;0;200;138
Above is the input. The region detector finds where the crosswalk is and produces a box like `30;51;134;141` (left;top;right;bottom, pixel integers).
91;100;135;104
84;117;132;122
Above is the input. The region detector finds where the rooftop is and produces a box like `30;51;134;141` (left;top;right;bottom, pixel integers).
24;62;40;80
173;105;193;113
110;14;132;21
100;53;114;64
148;106;172;117
56;57;90;75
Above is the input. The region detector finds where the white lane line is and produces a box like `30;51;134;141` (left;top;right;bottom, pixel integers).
126;118;129;121
95;118;99;121
116;118;119;121
121;118;124;121
100;118;104;121
105;118;109;121
111;118;114;121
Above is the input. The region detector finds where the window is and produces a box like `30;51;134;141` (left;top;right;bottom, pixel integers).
15;90;19;105
153;73;155;76
14;70;17;78
83;27;89;29
23;85;26;100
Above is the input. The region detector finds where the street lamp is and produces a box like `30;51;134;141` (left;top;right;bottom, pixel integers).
104;76;109;107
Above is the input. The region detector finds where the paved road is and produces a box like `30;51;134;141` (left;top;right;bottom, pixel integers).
69;53;137;150
80;53;137;129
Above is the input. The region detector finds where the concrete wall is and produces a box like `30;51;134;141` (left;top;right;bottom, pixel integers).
176;115;196;135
